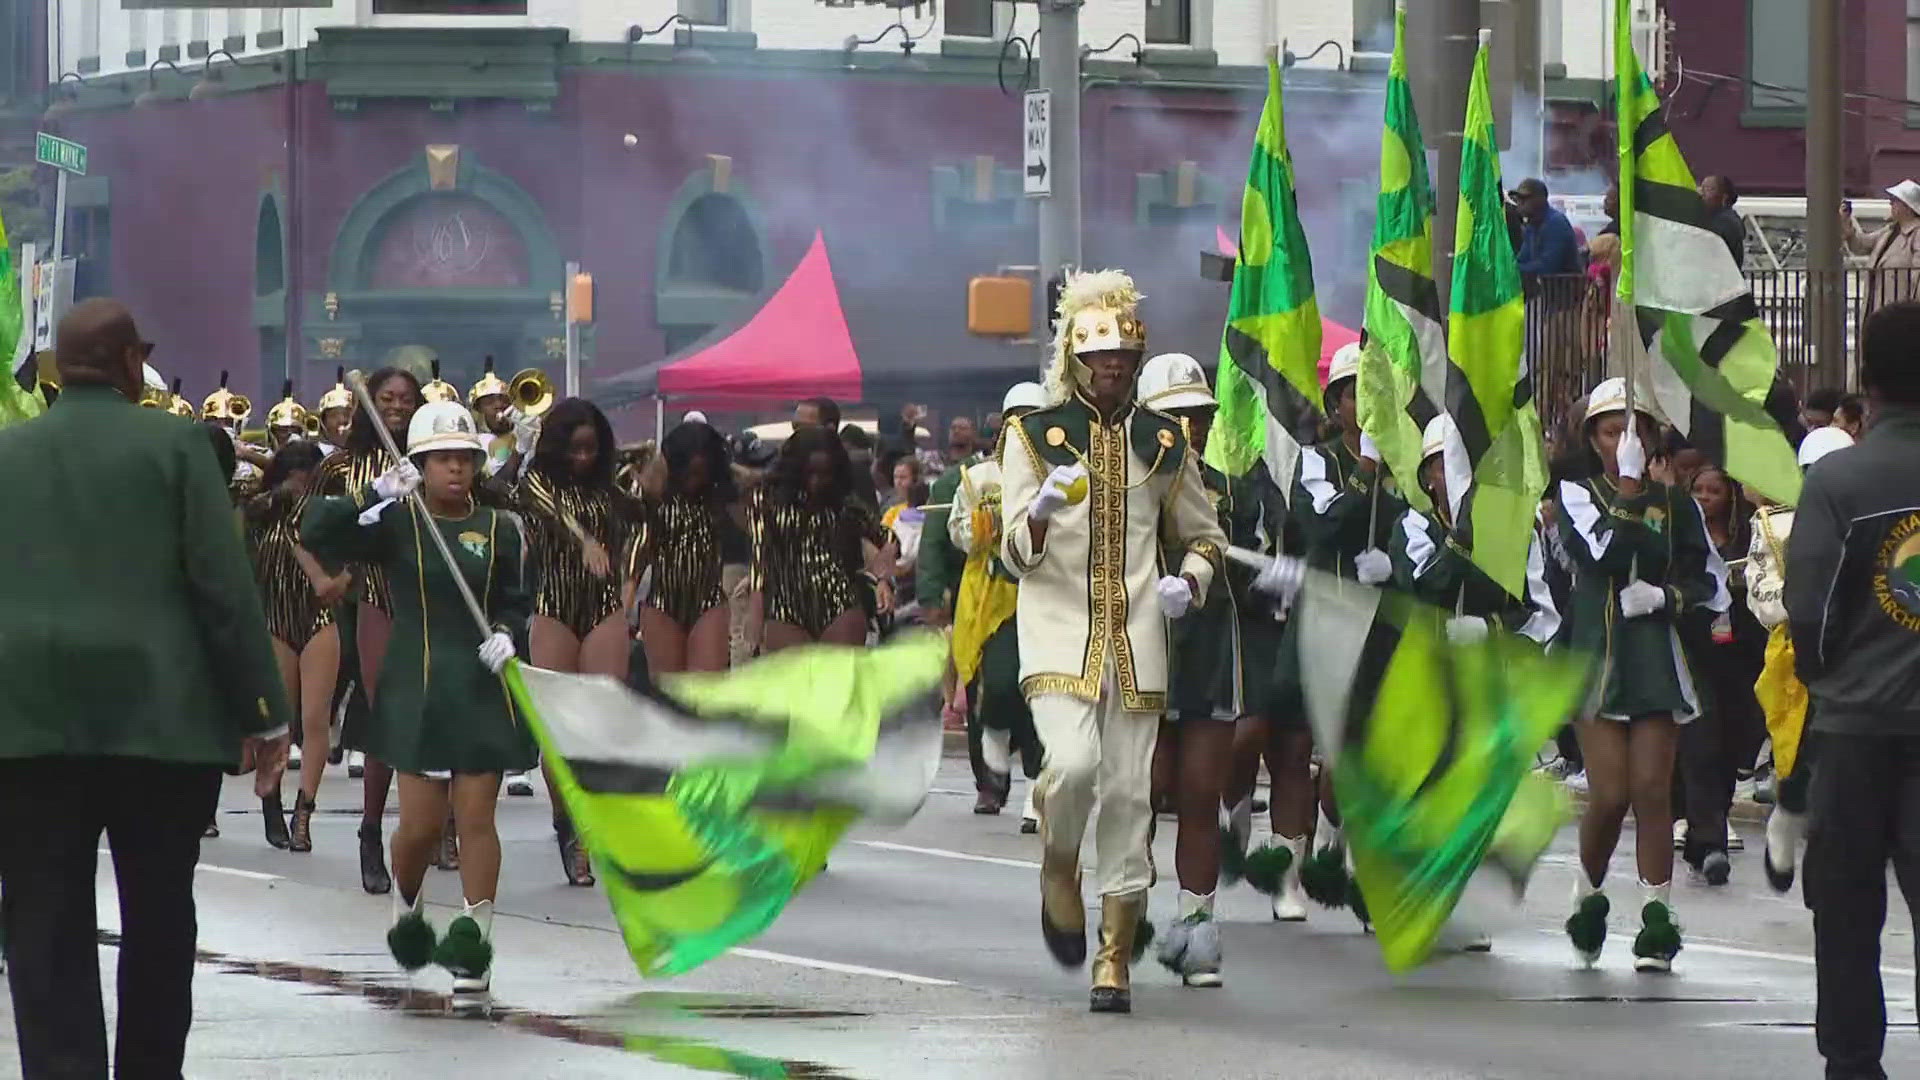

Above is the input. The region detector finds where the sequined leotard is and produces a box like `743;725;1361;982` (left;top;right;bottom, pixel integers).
748;487;893;637
625;493;727;629
247;487;333;651
514;467;637;638
313;447;398;611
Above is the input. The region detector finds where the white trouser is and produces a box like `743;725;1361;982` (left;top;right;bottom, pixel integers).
1030;663;1160;898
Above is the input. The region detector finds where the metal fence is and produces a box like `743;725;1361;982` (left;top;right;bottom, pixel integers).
1522;266;1908;435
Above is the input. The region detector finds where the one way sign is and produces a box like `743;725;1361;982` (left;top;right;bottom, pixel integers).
1023;89;1051;197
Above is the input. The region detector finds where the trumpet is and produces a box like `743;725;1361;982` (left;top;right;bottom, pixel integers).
304;413;322;437
510;367;556;418
226;393;253;422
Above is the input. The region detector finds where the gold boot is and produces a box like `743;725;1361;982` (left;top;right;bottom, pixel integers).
1039;851;1087;966
1091;891;1146;1014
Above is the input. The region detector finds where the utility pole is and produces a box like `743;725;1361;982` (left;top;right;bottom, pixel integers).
1805;0;1844;386
1033;0;1082;361
1409;0;1483;306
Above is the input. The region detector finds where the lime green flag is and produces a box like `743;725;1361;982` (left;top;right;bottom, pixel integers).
0;216;42;427
1207;52;1322;501
501;633;947;976
1443;37;1547;598
1613;0;1800;505
1356;4;1445;514
1299;572;1584;973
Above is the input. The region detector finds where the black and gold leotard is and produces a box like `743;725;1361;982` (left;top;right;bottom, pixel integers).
626;493;727;629
514;467;638;638
247;487;334;651
748;487;893;638
312;447;397;612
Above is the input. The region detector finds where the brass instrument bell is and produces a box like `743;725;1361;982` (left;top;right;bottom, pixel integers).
304;413;323;437
509;367;556;418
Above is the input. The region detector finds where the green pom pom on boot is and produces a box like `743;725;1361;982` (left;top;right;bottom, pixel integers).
1298;843;1351;910
1565;879;1609;968
387;894;436;972
1632;881;1681;973
1219;826;1249;886
1241;843;1294;895
434;899;495;981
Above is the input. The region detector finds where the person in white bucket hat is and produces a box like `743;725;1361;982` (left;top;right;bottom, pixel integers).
1845;181;1920;309
301;396;535;1004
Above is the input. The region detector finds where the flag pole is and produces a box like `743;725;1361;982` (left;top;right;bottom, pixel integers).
346;369;494;642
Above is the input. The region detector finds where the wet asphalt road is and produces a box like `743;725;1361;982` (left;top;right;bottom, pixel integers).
4;759;1918;1079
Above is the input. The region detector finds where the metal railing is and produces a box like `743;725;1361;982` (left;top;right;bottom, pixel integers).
1522;266;1905;434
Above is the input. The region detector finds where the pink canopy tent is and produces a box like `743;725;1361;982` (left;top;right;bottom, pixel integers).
1215;226;1358;386
652;231;862;406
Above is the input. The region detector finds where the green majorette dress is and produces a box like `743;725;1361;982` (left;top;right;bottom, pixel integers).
1166;461;1288;722
1388;504;1562;646
302;487;537;774
1270;439;1407;724
1556;476;1728;721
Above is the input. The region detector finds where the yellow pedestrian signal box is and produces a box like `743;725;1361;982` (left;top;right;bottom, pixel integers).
967;275;1032;336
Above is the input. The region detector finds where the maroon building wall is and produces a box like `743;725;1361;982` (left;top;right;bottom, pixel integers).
1660;0;1920;196
47;62;1596;427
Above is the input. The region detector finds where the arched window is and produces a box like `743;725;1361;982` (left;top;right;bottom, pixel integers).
665;194;763;296
256;198;285;298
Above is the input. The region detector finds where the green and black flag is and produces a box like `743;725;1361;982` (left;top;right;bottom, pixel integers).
1613;0;1800;506
1356;3;1446;513
503;633;947;976
1443;33;1549;598
1207;51;1324;505
1298;571;1585;971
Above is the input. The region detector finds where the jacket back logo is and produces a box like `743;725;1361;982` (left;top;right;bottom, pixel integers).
1874;512;1920;631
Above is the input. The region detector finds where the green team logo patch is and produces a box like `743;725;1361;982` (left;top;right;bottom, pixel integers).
1875;513;1920;632
459;530;489;559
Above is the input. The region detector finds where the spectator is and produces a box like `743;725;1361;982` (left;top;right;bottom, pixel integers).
1699;175;1746;268
794;396;841;431
1785;299;1920;1080
1600;184;1621;237
1845;181;1920;311
882;455;923;515
839;423;879;512
1836;394;1868;439
1510;178;1582;275
1803;387;1846;431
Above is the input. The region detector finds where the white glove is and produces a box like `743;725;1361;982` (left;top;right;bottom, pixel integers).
1028;464;1086;524
1252;555;1306;604
510;407;541;455
1446;615;1490;645
1358;432;1381;464
1156;575;1194;619
1618;580;1667;618
477;631;516;674
372;460;421;501
1616;420;1647;481
1354;548;1393;586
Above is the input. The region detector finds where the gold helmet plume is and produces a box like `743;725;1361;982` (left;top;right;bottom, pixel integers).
266;379;310;431
421;359;460;404
316;366;353;415
468;354;509;407
201;370;250;422
167;377;194;418
1045;269;1145;404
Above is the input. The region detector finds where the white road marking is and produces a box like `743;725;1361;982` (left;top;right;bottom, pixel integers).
854;840;1040;870
98;848;281;882
728;947;956;986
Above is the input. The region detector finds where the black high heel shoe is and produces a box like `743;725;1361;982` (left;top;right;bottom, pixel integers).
262;792;292;850
288;793;315;853
359;823;392;894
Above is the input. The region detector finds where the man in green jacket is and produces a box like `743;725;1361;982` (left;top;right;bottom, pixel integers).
0;299;291;1079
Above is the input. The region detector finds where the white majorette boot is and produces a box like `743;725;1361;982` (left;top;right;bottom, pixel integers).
1157;889;1223;988
436;898;496;996
1764;807;1805;893
1632;880;1681;973
1565;874;1608;969
1019;783;1039;835
387;891;435;972
1272;835;1310;922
